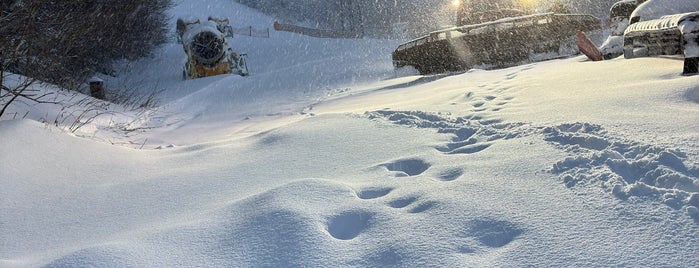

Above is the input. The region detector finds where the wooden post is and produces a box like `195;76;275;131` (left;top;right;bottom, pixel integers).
89;77;106;100
683;57;698;75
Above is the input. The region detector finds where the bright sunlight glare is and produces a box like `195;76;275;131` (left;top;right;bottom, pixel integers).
518;0;538;9
452;0;460;8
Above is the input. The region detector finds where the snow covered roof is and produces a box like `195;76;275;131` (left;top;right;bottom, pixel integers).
630;0;699;22
625;12;699;33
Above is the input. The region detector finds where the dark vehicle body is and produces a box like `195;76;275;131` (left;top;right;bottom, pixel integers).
392;1;601;74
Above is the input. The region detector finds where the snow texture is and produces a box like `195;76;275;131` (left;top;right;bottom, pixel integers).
1;0;699;267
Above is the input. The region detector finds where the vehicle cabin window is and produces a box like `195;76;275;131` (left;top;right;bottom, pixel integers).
611;3;639;18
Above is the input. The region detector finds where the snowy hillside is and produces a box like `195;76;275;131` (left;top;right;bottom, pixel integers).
1;0;699;267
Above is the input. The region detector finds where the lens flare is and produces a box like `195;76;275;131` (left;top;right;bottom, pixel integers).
452;0;460;8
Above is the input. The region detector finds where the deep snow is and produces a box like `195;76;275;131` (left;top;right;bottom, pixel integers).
1;1;699;267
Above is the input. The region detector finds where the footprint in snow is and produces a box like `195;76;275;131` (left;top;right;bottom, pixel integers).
435;126;493;155
407;201;439;213
356;187;393;200
387;195;419;208
432;167;464;182
380;158;431;177
472;101;486;108
326;210;373;240
448;143;492;155
459;218;524;249
435;138;478;153
385;195;440;214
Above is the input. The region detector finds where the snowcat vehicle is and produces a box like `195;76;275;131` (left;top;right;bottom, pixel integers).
392;0;601;74
177;17;249;79
618;0;699;74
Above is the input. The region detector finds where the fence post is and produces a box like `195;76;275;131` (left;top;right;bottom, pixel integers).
89;77;106;100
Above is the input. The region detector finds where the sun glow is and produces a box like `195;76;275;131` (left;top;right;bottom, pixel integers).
452;0;460;8
518;0;539;11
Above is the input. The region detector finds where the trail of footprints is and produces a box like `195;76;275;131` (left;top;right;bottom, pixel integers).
465;68;525;113
324;155;523;252
325;70;535;256
324;184;523;257
466;91;513;113
368;109;528;157
368;70;529;156
324;67;696;260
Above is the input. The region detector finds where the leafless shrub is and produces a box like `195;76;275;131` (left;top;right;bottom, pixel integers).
1;0;173;119
108;84;163;111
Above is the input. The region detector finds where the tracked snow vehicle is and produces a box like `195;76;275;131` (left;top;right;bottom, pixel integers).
177;17;249;79
392;0;601;74
619;0;699;74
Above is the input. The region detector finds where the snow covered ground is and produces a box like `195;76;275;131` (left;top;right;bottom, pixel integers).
2;1;698;267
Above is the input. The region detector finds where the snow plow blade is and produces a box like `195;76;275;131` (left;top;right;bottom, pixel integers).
392;13;601;74
623;12;699;74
